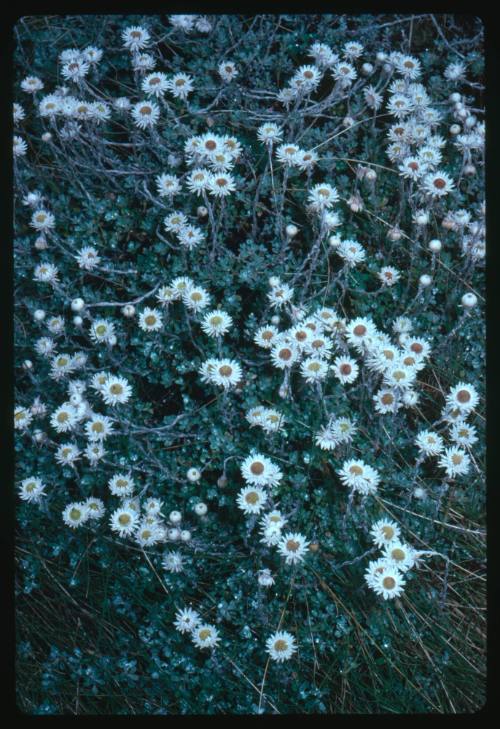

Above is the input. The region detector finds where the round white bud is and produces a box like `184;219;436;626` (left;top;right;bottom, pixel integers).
343;116;354;128
187;467;201;482
169;510;182;524
388;227;402;241
34;236;48;250
108;335;117;346
70;393;82;406
23;359;33;370
194;502;207;516
361;62;373;75
73;316;83;327
34;309;45;321
34;430;45;443
167;527;180;541
329;234;342;247
122;304;135;318
457;108;468;120
365;168;377;181
271;315;280;325
449;124;461;135
268;276;281;287
465;115;476;128
71;298;85;312
383;63;392;73
428;239;442;253
419;274;432;288
376;51;387;62
41;132;52;142
413;486;427;500
461;292;477;309
286;224;298;238
197;205;208;218
464;164;476;176
180;530;191;542
450;92;461;103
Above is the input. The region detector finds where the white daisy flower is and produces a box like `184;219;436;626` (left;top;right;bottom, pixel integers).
260;409;285;434
438;447;471;478
55;443;81;466
186;168;212;196
135;523;164;547
338;239;366;266
218;60;238;82
332;61;357;84
131;100;160;129
378;266;401;286
371;567;406;600
422;170;455;198
89;319;115;344
254;325;279;349
241;453;283;488
415;430;444;457
178;224;205;250
257;123;283;145
76;246;100;270
156;173;181;197
108;473;135;497
84;497;106;520
101;375;132;406
315;425;339;451
14;102;26;123
293;64;322;91
266;630;297;662
446;382;479;414
383;541;416;573
142;72;170;97
268;283;294;309
338;460;380;496
201;310;233;337
85;414;115;441
62;502;89;528
450;421;478;447
300;357;329;383
174;607;200;634
14;136;28;157
277;532;310;565
191;623;220;649
33;262;59;284
132;53;156;71
258;568;275;587
19;477;46;503
122;25;151;52
21;76;44;93
207;172;236;197
332;356;359;384
275;143;300;166
14;406;33;430
50;404;78;433
308;183;339;210
31;209;55;231
138;307;163;332
110;507;139;537
210;358;243;390
370;518;401;548
236;485;268;515
373;389;401;414
168;73;194;100
85;442;106;465
170;276;193;297
270;342;299;370
183;285;211;312
61;58;90;81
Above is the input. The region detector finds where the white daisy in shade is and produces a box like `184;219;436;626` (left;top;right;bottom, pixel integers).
257;122;283;145
38;95;61;117
14;407;33;430
295;149;319;171
378;266;401;287
198;132;224;156
168;73;194;100
135;523;164;547
55;443;81;466
90;372;110;392
343;41;364;59
132;53;156;71
131;100;160;129
85;414;115;441
260;409;285;434
21;76;44;93
300;357;329;383
266;630;297;662
315;425;339;451
260;509;287;532
110;507;139;537
444;61;466;81
186;168;212;195
89;319;115;344
293;64;322;91
383;541;416;573
332;356;359;384
236;485;268;515
83;46;103;64
222;135;242;159
422;170;455;198
308;183;339;210
397;55;421;79
101;375;132;406
191;623;220;649
145;498;164;515
241;453;283;488
218;60;238;82
400;335;432;359
76;246;100;270
450;421;478;448
438;447;471;479
14;136;28;157
85;443;106;465
415;430;444;457
178;224;205;250
91;101;111;123
156;285;177;305
246;406;265;426
270;342;299;370
278;532;310;564
84;497;105;520
260;523;283;547
373;389;401;415
338;460;380;496
31;209;55;231
446;382;479;414
370;518;401;548
33;263;59;284
372;567;406;600
182;285;211;312
364;558;392;589
208;149;234;171
14;102;26;122
61;58;90;81
174;607;200;634
122;25;151;51
275;143;300;166
254;325;279;349
142;72;169;97
337;239;366;266
210;359;243;390
50;354;77;379
208;172;236;197
62;502;89;529
156;173;181;197
50;404;78;433
258;568;275;587
108;473;135;497
170;275;194;296
332;61;357;84
201;310;233;337
308;42;338;67
19;477;46;503
383;364;416;390
138;307;163;332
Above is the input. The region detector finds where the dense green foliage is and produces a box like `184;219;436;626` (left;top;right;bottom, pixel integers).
14;14;485;714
